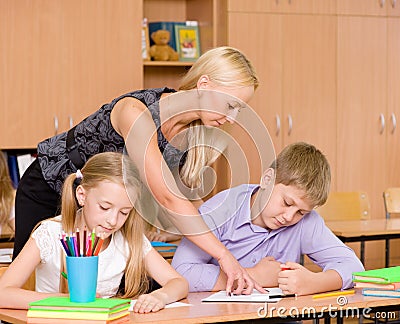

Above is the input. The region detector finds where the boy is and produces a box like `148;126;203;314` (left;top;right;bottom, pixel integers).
171;142;364;295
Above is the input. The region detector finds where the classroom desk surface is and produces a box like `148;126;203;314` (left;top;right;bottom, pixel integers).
326;218;400;267
1;289;400;323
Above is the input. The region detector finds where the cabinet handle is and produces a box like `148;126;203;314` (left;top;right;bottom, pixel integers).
54;116;59;135
392;0;397;8
380;0;386;7
275;114;281;136
287;114;293;136
390;113;397;134
379;113;385;134
69;115;74;128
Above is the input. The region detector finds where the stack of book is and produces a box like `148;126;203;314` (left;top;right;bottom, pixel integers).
27;296;130;323
353;266;400;298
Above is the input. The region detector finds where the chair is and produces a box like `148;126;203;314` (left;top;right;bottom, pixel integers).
316;191;371;266
383;188;400;268
317;191;371;222
383;187;400;219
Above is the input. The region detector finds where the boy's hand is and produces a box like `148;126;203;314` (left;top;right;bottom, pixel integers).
277;261;314;296
249;257;280;287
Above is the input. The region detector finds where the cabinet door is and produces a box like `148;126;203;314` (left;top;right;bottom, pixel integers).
228;0;336;14
0;0;141;148
228;12;283;182
0;1;62;148
228;12;337;185
59;0;142;132
337;0;387;16
386;18;400;188
282;15;337;189
337;16;387;219
387;0;400;16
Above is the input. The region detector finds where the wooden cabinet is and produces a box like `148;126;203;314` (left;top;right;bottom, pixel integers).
0;0;226;149
0;0;141;149
227;1;337;185
336;7;400;267
387;17;400;189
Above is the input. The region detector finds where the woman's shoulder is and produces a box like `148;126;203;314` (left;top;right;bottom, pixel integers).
111;88;176;107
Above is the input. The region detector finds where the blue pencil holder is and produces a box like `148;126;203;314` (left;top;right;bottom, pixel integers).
66;256;99;303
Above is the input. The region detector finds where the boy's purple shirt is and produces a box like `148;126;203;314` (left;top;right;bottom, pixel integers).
171;184;364;292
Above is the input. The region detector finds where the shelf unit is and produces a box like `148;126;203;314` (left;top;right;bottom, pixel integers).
142;0;227;89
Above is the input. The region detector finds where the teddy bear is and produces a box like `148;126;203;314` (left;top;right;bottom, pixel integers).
149;29;179;61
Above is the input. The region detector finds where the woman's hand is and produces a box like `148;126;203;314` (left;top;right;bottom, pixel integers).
217;249;265;295
132;293;166;313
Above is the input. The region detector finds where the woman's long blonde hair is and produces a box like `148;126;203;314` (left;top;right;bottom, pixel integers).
0;151;15;234
178;46;259;189
60;152;148;298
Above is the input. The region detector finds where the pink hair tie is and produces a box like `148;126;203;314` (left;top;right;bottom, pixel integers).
76;169;83;179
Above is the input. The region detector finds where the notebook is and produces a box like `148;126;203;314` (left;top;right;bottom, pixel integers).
362;288;400;298
353;266;400;284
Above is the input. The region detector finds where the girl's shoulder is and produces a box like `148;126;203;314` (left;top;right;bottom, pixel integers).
32;216;62;235
31;216;62;263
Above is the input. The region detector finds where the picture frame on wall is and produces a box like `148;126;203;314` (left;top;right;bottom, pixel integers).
174;24;201;61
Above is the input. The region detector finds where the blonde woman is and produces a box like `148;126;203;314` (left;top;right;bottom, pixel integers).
0;152;188;312
0;151;15;236
14;46;262;295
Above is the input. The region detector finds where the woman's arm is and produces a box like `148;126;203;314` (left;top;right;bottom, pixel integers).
0;238;66;309
111;98;263;295
132;248;189;313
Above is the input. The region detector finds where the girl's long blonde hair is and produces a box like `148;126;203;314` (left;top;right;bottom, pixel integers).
178;46;259;189
60;152;148;298
0;151;15;234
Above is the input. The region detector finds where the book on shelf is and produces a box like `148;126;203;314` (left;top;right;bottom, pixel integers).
355;281;400;290
6;154;19;188
362;288;400;298
174;21;200;62
0;248;13;263
2;151;36;189
27;296;130;322
148;21;186;52
352;266;400;284
141;18;150;60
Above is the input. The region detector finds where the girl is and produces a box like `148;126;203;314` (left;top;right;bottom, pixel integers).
0;151;15;236
14;46;261;295
0;152;188;312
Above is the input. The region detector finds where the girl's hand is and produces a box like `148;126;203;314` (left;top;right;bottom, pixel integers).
133;293;165;313
146;230;182;243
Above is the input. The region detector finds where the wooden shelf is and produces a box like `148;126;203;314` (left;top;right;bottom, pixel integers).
143;61;193;67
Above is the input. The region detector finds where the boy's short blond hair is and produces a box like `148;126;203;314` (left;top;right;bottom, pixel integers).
271;142;331;207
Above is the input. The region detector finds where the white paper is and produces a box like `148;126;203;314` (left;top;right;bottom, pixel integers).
0;255;12;263
202;288;284;303
0;248;13;255
129;300;192;311
17;154;36;178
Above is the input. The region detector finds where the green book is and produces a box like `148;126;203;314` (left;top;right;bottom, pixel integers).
353;266;400;284
28;296;130;313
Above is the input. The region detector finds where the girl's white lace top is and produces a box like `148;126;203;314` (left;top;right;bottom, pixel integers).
31;216;152;298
